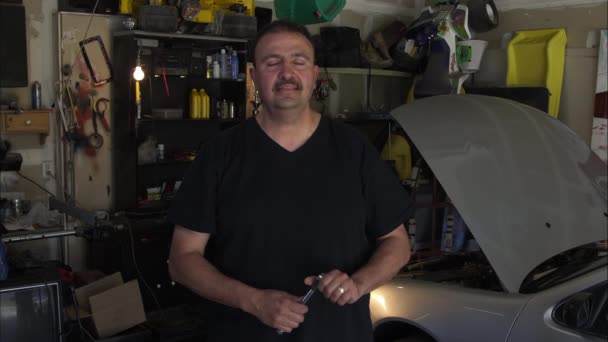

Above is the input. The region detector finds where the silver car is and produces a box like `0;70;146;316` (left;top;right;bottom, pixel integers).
371;95;607;342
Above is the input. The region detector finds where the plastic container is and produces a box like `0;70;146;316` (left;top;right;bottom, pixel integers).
456;40;488;73
206;56;213;79
137;5;178;32
190;89;200;118
274;0;345;25
156;144;165;161
199;89;210;119
152;108;183;119
221;99;228;119
381;134;412;182
219;49;228;79
506;29;567;118
212;61;220;78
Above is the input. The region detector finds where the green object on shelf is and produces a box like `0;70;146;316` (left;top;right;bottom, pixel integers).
274;0;345;25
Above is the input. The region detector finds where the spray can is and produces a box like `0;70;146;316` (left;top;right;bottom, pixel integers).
32;81;41;109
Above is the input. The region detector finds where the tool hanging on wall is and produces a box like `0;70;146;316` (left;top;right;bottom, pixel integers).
88;97;111;149
79;35;114;86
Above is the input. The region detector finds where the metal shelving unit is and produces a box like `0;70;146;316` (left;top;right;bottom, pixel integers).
324;67;412;78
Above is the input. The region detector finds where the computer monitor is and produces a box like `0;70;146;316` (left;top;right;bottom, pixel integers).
0;278;63;342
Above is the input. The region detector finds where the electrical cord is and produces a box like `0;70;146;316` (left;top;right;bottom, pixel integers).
71;285;95;342
367;65;372;111
82;0;101;47
68;0;101;76
16;171;55;197
41;277;60;342
117;216;164;318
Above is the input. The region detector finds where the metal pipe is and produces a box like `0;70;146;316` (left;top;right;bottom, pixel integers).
58;12;71;267
3;229;77;244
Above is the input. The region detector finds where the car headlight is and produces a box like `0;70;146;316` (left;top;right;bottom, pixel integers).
553;281;607;339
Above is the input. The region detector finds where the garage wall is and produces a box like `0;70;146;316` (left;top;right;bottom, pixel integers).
5;1;605;268
0;0;59;202
0;1;62;264
474;2;608;144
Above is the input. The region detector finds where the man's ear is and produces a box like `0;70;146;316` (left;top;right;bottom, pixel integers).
313;65;319;82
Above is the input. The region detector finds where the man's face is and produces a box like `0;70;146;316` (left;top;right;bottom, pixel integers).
251;32;319;112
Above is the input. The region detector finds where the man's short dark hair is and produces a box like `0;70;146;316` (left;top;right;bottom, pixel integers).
252;20;315;64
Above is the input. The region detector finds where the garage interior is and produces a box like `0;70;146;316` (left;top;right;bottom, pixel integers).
0;0;607;341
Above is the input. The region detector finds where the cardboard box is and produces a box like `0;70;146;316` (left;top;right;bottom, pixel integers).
68;272;147;338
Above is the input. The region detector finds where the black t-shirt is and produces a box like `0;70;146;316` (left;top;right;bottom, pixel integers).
168;116;413;342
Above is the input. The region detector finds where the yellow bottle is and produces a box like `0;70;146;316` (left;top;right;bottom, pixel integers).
204;91;210;118
190;89;200;119
197;89;204;119
200;89;210;119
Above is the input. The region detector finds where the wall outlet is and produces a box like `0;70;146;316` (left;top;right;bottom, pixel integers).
42;160;54;178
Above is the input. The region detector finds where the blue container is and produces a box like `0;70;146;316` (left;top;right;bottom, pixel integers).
231;50;239;79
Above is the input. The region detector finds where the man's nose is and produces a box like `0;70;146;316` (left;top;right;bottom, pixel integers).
278;62;295;78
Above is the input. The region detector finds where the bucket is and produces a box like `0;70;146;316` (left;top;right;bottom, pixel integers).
274;0;345;24
456;40;488;73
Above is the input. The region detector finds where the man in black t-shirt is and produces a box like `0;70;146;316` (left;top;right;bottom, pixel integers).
168;20;413;342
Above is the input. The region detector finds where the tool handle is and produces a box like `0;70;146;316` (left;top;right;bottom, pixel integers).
276;274;323;336
100;116;111;131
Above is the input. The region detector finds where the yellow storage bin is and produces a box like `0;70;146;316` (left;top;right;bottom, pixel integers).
506;29;567;118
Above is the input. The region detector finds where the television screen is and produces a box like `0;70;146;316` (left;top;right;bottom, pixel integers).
0;280;63;342
0;1;28;87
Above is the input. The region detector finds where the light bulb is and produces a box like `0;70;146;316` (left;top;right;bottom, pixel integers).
133;66;145;81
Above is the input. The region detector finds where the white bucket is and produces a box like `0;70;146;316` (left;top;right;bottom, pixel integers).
457;40;488;73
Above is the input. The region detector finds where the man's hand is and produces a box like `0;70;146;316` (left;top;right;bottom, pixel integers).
304;270;363;306
249;289;309;333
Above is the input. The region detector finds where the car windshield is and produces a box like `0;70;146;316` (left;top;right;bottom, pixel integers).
520;242;608;294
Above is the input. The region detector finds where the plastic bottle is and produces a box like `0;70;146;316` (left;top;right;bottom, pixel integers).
156;144;165;161
197;89;203;119
221;99;228;119
231;50;239;79
190;89;200;118
228;101;235;119
199;89;209;119
219;49;228;79
205;56;213;79
212;61;220;78
204;90;210;118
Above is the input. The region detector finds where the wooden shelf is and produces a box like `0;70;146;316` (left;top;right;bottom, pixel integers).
151;75;245;82
137;117;242;123
1;109;51;144
323;68;412;78
114;30;248;43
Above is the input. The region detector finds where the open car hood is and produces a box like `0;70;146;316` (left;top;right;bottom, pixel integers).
391;95;607;293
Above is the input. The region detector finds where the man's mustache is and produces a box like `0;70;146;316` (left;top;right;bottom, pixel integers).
273;79;302;91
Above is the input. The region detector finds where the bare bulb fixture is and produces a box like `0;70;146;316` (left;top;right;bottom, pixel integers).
133;65;145;81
